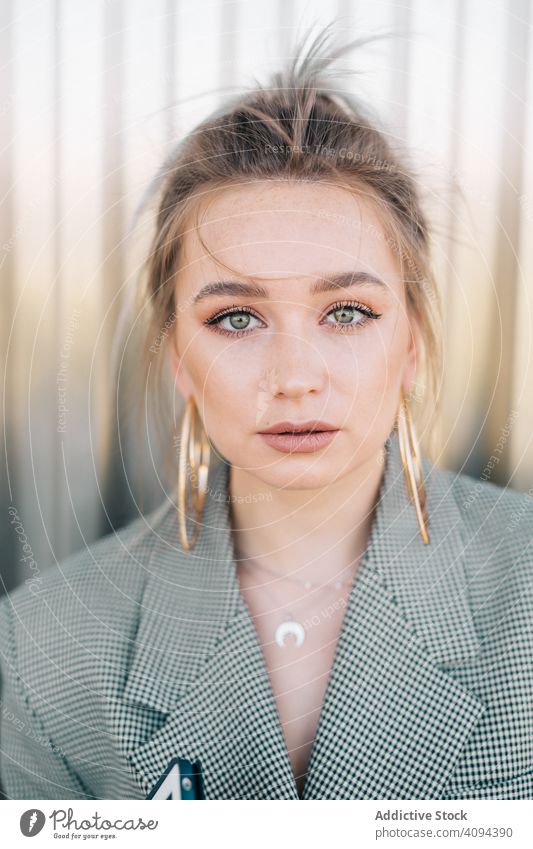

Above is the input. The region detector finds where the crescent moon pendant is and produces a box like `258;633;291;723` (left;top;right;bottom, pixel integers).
275;619;305;648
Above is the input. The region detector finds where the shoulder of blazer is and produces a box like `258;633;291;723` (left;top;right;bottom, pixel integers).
0;493;176;717
441;465;533;634
429;468;533;792
449;469;533;729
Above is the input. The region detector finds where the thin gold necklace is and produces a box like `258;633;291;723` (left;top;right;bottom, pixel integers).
237;557;358;649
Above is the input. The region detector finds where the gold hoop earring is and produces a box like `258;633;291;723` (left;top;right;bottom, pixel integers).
177;396;211;552
397;387;430;545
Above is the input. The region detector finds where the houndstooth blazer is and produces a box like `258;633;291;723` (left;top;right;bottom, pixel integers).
1;430;532;800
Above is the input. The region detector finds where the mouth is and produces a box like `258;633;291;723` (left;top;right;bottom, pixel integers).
258;425;340;454
269;428;329;435
258;421;337;435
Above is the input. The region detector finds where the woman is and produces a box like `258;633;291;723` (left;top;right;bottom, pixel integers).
1;27;532;801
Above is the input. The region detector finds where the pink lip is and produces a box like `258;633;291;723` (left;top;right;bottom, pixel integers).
259;429;339;454
258;420;337;434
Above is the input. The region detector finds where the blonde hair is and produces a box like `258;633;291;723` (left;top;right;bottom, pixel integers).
126;23;443;487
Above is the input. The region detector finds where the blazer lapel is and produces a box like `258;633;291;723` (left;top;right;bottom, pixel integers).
121;431;487;800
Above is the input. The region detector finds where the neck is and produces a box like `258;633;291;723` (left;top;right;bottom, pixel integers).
228;449;385;585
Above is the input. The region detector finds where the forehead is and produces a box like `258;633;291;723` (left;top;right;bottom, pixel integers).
178;180;402;287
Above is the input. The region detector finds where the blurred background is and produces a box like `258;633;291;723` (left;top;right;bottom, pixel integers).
1;0;532;597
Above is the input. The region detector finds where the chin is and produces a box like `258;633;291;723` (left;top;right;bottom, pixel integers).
247;462;348;492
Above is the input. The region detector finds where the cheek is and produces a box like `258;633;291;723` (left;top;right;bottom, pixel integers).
332;326;409;440
338;318;407;390
184;342;257;428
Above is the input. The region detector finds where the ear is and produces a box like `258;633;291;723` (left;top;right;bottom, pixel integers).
168;337;194;400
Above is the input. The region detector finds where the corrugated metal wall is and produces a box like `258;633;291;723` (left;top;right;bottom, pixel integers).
1;0;532;595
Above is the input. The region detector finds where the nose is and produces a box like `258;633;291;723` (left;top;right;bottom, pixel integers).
264;332;329;398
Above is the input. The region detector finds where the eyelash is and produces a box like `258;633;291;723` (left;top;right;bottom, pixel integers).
203;301;383;338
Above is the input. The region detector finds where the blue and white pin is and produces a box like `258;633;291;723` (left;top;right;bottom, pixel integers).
146;757;205;800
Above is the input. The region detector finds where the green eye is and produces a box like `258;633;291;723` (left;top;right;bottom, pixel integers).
332;305;358;323
205;306;263;337
204;301;382;337
227;313;252;330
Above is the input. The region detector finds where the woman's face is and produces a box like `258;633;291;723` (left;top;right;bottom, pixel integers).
169;180;418;489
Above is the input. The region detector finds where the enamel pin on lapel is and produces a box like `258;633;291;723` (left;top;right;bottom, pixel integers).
146;757;206;799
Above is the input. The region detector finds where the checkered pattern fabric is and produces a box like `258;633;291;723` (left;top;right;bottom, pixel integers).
1;429;532;800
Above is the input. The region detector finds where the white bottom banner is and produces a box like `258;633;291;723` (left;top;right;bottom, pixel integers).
2;799;532;848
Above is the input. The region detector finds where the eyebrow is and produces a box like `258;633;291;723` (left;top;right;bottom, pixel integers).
191;271;388;304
